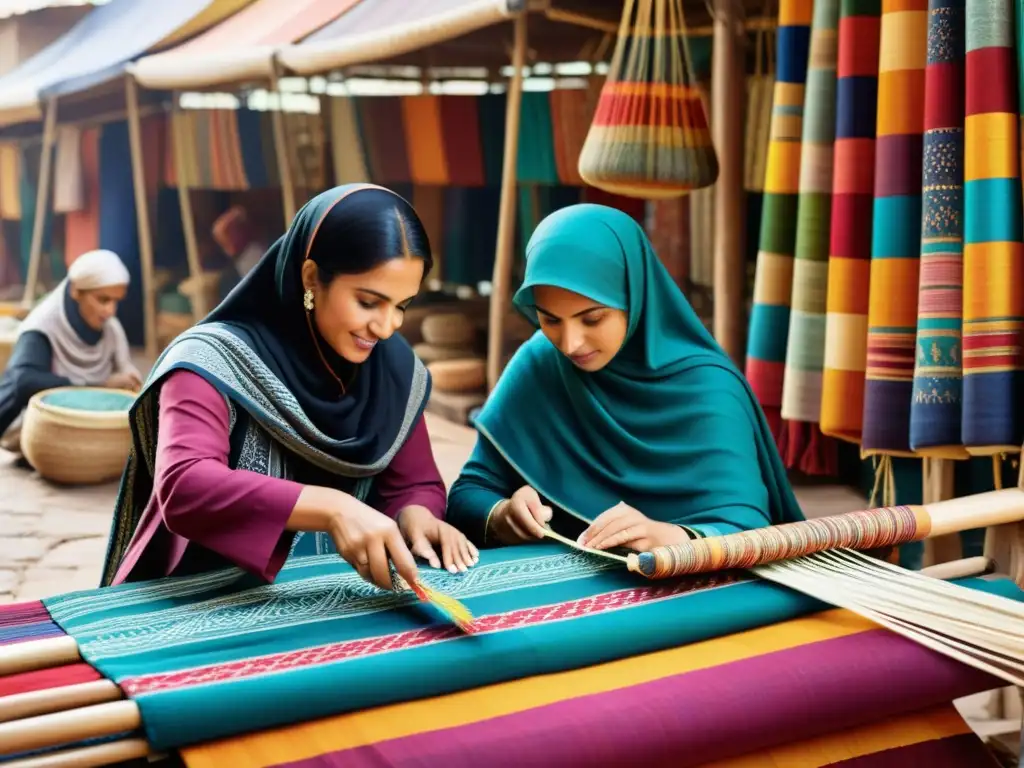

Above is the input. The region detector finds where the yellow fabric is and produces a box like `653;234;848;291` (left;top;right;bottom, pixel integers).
0;143;21;220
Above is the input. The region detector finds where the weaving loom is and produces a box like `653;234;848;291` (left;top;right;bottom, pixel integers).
1;490;1023;767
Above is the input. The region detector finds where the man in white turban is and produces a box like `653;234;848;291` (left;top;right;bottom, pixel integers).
0;249;141;453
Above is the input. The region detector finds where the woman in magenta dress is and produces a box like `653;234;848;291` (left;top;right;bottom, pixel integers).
100;184;478;592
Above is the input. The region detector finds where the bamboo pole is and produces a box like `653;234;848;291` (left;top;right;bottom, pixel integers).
710;0;746;363
269;61;297;224
169;95;207;322
19;97;58;309
124;75;158;359
485;11;528;391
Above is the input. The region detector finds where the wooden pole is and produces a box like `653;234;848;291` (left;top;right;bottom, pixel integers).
921;457;961;566
20;97;58;309
169;96;206;322
269;62;297;225
124;75;158;359
485;12;528;391
710;0;747;364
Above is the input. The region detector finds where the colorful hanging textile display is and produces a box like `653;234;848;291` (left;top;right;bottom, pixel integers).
779;0;841;475
861;0;928;456
64;127;101;263
517;92;560;185
577;0;718;198
745;0;813;440
908;0;967;457
52;126;84;214
402;95;450;186
819;0;882;443
549;87;596;187
163;110;250;191
439;95;486;187
1;543;1013;761
961;0;1024;454
326;96;370;186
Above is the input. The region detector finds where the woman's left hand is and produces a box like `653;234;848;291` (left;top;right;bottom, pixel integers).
578;502;690;552
398;506;480;573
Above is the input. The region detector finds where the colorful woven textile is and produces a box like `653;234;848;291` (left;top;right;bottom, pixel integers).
517;92;560;185
861;0;928;456
36;546;1022;756
401;95;450;186
548;88;596;187
164;110;250;191
820;0;881;443
175;597;1013;768
745;0;813;441
961;0;1024;454
909;0;967;457
780;0;841;475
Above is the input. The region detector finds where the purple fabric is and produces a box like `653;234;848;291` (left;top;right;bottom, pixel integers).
825;733;1001;766
269;629;1001;768
113;370;446;585
873;134;925;196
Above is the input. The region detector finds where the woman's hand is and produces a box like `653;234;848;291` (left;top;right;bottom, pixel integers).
487;485;552;545
398;506;479;573
325;495;420;591
578;502;689;552
105;371;142;392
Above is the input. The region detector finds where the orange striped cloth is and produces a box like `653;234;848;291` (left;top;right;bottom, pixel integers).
402;95;450;186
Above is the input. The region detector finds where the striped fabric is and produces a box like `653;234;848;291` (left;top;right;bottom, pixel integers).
820;0;882;443
780;0;841;474
745;0;814;440
961;0;1024;453
862;0;929;456
164;110;250;191
909;0;967;457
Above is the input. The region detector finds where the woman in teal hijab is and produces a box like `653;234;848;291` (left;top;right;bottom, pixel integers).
447;204;805;551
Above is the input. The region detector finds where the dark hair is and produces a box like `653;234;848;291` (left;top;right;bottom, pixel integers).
306;188;433;283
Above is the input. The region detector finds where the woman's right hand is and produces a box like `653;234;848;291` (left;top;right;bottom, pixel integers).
327;498;420;591
487;485;552;545
104;371;142;392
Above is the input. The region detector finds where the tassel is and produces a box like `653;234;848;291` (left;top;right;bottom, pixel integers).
409;580;477;634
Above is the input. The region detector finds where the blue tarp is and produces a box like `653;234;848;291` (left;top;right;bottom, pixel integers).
0;0;213;118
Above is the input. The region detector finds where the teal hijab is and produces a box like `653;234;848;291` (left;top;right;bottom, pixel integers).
474;204;804;530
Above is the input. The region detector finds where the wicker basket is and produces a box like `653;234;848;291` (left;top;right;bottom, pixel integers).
20;387;137;485
428;358;486;393
421;313;476;348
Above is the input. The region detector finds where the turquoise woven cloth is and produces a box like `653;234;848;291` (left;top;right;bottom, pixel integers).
41;543;1023;752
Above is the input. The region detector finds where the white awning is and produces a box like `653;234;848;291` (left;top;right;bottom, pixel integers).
277;0;522;76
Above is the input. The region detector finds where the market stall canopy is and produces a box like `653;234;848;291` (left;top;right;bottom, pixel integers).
0;0;253;127
131;0;363;91
277;0;523;76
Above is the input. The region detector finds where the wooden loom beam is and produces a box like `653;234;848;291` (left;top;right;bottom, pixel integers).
485;10;528;392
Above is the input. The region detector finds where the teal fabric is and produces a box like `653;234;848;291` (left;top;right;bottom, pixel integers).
41;542;1023;751
40;389;135;411
516;92;559;185
449;204;804;544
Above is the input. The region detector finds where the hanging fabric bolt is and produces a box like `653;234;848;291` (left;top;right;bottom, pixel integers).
577;0;719;198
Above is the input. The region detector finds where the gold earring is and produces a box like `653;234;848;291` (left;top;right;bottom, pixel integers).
303;289;314;311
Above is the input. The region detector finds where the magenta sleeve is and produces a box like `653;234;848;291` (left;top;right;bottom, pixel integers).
372;414;447;521
153;369;303;581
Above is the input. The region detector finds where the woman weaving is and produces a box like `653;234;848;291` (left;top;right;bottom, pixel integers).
448;204;804;550
0;249;141;454
102;184;477;593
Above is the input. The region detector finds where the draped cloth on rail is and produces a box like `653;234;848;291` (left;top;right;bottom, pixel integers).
962;0;1024;455
909;0;967;457
862;0;929;456
820;0;882;444
745;0;813;446
780;0;840;475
